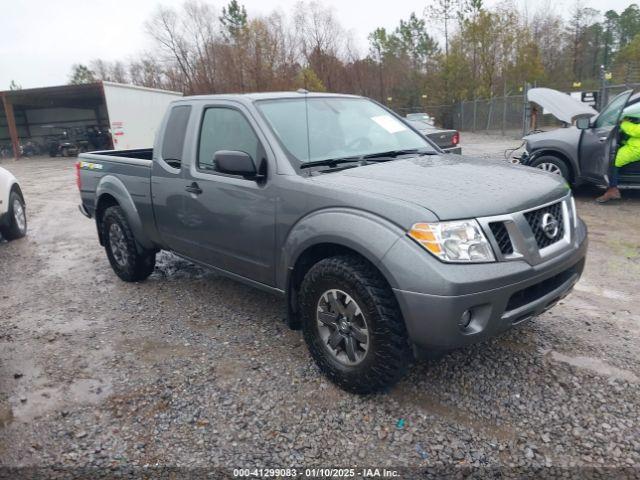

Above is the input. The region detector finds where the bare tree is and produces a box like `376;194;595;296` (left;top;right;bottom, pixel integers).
146;5;198;93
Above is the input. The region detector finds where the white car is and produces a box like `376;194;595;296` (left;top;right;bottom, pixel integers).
405;112;435;125
0;166;27;240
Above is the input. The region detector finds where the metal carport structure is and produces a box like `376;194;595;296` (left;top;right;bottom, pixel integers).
0;82;182;159
0;83;109;159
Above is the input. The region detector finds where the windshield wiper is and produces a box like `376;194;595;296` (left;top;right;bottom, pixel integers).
362;148;436;160
299;149;436;170
299;156;362;169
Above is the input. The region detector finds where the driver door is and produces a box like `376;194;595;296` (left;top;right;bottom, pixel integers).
579;90;633;184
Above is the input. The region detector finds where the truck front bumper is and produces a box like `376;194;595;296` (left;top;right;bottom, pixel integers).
392;222;588;351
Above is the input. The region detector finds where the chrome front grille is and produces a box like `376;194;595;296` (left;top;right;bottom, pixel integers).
523;201;565;249
478;194;575;266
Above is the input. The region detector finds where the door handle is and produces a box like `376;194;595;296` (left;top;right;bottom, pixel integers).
598;137;607;143
185;182;203;195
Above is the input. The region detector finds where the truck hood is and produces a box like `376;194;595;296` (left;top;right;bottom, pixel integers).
311;155;569;220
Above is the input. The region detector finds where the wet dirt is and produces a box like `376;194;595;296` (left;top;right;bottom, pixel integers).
1;154;639;470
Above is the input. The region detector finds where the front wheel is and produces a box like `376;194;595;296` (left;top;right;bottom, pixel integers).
530;155;570;182
0;190;27;240
299;255;412;394
102;206;155;282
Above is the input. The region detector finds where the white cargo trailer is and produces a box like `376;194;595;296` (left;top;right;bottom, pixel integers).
101;82;183;150
0;82;183;158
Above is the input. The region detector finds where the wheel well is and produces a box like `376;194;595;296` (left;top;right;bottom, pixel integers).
95;193;119;245
286;243;389;329
532;150;575;183
10;183;24;202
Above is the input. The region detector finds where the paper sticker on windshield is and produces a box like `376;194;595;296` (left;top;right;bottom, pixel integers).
371;115;407;134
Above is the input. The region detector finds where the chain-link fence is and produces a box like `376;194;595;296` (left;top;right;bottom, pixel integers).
397;82;640;138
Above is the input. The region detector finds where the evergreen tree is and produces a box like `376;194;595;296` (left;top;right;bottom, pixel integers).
69;64;97;85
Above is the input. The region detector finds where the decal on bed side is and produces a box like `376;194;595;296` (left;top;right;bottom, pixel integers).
79;161;104;170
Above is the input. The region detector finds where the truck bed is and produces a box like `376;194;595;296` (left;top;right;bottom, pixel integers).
85;148;154;161
78;148;153;218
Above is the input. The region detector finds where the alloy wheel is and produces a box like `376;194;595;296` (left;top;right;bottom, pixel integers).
537;162;562;175
12;198;26;234
316;289;369;366
108;223;129;267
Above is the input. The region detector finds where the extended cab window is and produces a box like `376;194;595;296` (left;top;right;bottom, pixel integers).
198;108;260;171
161;105;191;169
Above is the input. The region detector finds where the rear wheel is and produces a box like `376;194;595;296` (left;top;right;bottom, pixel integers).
299;255;412;394
531;155;570;182
0;190;27;240
102;206;155;282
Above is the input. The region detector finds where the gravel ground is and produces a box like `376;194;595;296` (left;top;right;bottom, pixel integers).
1;141;639;478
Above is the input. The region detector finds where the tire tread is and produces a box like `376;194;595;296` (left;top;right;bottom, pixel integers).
0;190;26;240
102;206;155;282
299;254;412;394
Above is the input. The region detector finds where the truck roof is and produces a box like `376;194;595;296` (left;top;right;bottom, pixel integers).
173;91;364;104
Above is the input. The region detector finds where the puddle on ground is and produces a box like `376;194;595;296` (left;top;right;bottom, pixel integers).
544;350;638;383
127;338;199;363
389;383;515;444
153;251;214;280
10;378;112;423
573;283;632;302
0;403;14;427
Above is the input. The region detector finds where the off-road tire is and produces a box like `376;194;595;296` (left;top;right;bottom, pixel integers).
0;190;27;240
299;255;412;394
531;155;571;182
102;206;155;282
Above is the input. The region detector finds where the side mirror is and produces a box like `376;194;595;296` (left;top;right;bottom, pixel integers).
575;117;591;130
213;150;257;178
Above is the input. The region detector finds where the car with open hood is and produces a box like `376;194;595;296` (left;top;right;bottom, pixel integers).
521;88;640;187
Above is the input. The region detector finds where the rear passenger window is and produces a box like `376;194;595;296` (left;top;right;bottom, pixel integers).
198;108;260;171
161;105;191;169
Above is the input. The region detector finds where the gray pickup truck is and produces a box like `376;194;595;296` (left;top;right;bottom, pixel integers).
77;92;588;393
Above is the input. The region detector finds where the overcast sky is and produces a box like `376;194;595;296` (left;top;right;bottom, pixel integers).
0;0;636;90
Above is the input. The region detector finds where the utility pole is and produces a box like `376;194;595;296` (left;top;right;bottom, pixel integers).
472;96;478;132
501;80;507;137
598;65;607;111
522;82;530;139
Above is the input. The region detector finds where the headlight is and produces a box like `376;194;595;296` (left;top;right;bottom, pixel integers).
408;220;495;263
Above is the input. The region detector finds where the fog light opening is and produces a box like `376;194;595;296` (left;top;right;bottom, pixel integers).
458;309;472;330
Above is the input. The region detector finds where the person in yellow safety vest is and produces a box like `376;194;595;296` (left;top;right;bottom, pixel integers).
597;104;640;203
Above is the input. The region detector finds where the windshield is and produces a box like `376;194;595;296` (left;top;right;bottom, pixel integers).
256;97;436;164
595;90;633;128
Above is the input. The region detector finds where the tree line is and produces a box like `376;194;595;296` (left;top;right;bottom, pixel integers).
67;0;640;111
